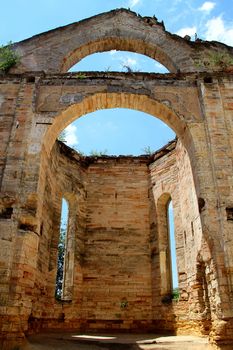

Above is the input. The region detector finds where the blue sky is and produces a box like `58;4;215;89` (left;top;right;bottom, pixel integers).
1;0;232;155
1;0;232;45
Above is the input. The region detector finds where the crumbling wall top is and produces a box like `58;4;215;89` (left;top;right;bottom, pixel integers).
8;9;233;74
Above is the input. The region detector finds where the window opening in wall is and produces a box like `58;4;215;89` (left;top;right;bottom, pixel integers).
168;201;179;296
69;51;169;73
55;198;69;300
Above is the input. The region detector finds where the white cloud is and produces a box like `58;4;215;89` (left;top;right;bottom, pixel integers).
64;124;79;147
205;16;233;46
108;51;141;71
109;50;116;56
128;0;141;8
120;56;139;71
198;1;216;13
176;26;197;38
122;57;137;67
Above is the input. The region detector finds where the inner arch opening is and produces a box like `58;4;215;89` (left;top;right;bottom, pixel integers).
61;37;177;73
44;93;189;157
59;108;175;156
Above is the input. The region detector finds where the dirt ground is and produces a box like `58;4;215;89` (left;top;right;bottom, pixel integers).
22;333;219;350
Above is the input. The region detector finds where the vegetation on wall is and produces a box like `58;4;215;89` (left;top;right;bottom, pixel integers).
57;132;109;156
89;149;108;156
161;288;180;304
0;42;19;73
172;288;180;301
74;73;86;79
195;51;233;70
141;146;155;155
208;52;233;68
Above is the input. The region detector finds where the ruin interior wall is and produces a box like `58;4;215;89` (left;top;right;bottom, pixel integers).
30;142;154;331
23;138;206;335
149;139;210;334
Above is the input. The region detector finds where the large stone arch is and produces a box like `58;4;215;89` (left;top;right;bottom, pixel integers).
42;92;188;155
60;37;177;73
32;82;219;257
37;91;227;323
37;90;195;245
36;92;208;335
11;9;233;74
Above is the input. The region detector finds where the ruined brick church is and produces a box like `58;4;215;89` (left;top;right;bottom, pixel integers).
0;9;233;349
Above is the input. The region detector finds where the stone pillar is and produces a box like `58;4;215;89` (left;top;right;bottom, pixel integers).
196;76;233;342
0;78;40;347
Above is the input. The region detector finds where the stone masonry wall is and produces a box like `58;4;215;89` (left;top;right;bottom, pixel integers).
149;140;207;334
28;142;155;332
27;139;209;336
28;142;87;332
83;156;152;330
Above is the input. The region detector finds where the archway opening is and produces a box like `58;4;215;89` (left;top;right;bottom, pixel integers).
43;92;189;157
59;108;175;156
61;37;177;73
34;91;205;335
68;51;169;73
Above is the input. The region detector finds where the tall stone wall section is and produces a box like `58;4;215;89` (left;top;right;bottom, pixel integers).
149;140;209;334
29;143;154;332
19;140;206;335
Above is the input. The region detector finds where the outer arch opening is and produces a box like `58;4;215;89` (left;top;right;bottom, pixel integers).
60;37;177;73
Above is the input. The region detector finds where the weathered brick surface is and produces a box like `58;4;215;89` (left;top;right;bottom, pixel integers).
11;9;233;74
0;10;233;350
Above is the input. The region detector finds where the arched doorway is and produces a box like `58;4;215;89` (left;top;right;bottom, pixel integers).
26;88;216;335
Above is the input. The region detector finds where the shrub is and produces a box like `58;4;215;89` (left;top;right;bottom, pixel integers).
0;42;19;73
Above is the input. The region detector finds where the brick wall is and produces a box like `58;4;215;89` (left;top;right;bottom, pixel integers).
1;70;233;348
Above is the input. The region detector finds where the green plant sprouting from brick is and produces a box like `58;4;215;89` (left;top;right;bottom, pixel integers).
195;51;233;70
142;146;155;155
90;149;108;156
208;52;233;68
172;288;180;301
74;73;86;79
0;42;19;73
